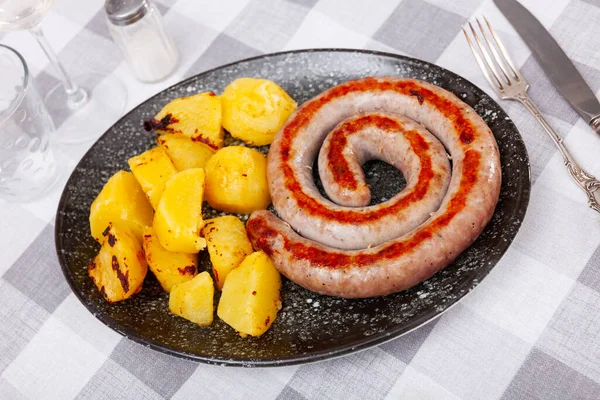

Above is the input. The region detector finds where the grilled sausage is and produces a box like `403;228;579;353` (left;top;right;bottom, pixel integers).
246;77;501;298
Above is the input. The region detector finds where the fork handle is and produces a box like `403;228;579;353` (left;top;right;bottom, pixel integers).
592;116;600;136
516;92;600;214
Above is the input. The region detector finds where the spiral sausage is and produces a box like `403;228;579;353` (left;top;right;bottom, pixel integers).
246;77;501;298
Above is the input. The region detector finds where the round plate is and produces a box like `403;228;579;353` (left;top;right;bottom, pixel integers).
55;49;530;367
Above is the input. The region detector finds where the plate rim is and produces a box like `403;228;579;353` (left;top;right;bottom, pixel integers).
55;47;531;367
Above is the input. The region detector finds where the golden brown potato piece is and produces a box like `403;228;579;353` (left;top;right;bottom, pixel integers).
88;223;148;303
201;216;253;290
217;251;282;337
128;147;178;210
142;226;197;292
89;171;153;243
169;271;214;326
157;134;215;170
153;168;207;253
145;92;223;151
221;78;296;146
204;146;270;214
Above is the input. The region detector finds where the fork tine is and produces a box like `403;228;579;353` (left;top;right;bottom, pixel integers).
468;21;507;90
483;16;521;81
462;24;503;91
476;18;512;84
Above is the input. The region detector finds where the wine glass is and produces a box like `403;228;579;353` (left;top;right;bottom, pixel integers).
0;0;128;144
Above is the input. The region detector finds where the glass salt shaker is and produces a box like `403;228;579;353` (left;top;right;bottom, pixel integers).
105;0;179;83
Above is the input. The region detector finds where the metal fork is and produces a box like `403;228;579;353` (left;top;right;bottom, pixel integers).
463;16;600;214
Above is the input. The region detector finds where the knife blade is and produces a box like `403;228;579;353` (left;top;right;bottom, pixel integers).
494;0;600;132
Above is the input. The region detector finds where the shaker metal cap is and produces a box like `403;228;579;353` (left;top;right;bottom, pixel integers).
105;0;149;26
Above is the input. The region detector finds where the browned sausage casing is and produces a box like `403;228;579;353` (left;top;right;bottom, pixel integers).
246;77;502;298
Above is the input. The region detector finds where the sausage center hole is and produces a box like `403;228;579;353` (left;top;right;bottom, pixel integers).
362;160;406;205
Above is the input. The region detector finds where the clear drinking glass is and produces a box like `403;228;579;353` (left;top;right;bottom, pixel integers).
0;44;58;201
0;0;127;144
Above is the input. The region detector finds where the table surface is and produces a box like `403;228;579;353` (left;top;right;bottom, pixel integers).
2;0;600;399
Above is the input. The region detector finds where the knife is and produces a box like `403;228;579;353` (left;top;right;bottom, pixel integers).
494;0;600;135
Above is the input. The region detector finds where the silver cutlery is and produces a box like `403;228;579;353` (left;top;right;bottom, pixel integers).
494;0;600;136
463;17;600;213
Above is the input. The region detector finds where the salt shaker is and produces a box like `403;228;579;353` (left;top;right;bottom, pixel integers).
105;0;179;82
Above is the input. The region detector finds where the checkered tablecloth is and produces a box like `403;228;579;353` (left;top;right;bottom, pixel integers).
2;0;600;398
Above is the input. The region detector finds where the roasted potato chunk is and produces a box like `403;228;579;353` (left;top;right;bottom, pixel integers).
204;146;270;214
169;271;214;326
142;226;197;292
145;92;223;151
201;216;253;290
157;134;215;170
221;78;296;146
128;146;178;209
217;251;282;337
89;170;153;243
88;223;148;303
153;168;207;253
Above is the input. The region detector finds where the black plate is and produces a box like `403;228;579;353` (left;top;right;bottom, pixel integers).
55;49;530;367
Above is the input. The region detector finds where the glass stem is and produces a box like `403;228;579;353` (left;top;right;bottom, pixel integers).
29;23;88;109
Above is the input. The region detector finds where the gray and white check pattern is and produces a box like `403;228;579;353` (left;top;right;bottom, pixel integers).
2;0;600;398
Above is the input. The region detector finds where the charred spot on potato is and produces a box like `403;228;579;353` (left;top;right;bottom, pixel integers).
102;225;111;237
111;255;119;271
190;134;219;150
107;233;117;247
100;286;107;299
111;255;130;293
143;114;177;131
252;291;257;296
177;265;196;275
265;316;270;326
89;260;97;270
118;269;130;293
